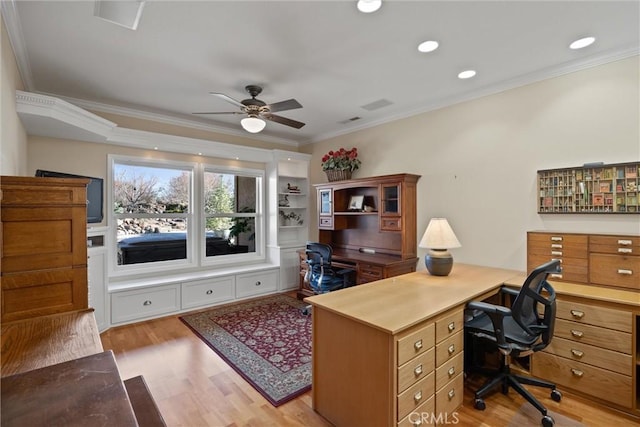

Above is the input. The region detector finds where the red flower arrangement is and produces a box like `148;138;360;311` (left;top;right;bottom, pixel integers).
321;147;361;172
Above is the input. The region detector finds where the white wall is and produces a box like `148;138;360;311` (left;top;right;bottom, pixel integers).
1;13;27;175
302;57;640;272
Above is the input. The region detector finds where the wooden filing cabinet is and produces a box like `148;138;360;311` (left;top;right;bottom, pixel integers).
527;232;588;283
589;235;640;291
532;296;634;409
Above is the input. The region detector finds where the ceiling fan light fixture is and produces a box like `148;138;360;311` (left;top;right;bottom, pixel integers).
357;0;382;13
241;116;266;133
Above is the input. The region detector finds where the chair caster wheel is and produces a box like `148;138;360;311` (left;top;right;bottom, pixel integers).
473;398;486;411
541;414;554;427
550;389;562;402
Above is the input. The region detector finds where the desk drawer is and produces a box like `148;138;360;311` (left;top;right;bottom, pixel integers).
112;284;180;324
528;254;588;283
358;263;383;281
543;337;632;376
528;233;588;258
532;352;632;408
435;309;463;343
435;352;463;392
554;319;631;354
380;217;401;231
589;235;640;255
319;216;333;229
589;253;640;291
398;323;435;366
397;396;434;427
435;331;463;367
435;373;463;416
398;348;435;393
397;371;435;421
555;299;632;332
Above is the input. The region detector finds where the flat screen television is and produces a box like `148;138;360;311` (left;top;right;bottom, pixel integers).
35;169;104;223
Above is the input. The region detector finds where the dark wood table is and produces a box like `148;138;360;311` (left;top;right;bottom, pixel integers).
1;350;139;427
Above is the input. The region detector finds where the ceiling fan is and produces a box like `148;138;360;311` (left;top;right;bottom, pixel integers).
193;85;305;133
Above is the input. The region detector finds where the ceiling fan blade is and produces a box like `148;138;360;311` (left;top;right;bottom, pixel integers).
263;113;305;129
192;111;244;115
267;98;302;113
210;92;245;108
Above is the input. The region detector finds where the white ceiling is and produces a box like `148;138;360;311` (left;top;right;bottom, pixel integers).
4;0;639;146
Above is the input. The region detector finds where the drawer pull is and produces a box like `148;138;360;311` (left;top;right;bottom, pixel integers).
551;251;563;256
255;281;262;286
448;389;456;400
570;349;584;358
448;322;456;332
550;274;563;279
617;269;633;275
414;339;423;350
448;366;456;377
414;364;423;376
570;329;584;338
618;248;632;254
551;243;563;248
143;300;152;306
618;239;632;245
414;390;422;403
551;236;563;242
448;344;455;355
206;289;213;295
571;368;584;378
570;310;584;319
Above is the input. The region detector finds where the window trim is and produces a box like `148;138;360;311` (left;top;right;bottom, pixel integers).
107;155;267;279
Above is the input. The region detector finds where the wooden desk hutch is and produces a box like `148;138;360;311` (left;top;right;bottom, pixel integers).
299;173;420;298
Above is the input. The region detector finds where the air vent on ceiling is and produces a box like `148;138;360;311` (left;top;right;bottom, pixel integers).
360;99;393;111
338;116;362;124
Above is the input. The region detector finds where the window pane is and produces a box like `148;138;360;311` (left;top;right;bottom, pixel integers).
204;216;256;256
114;164;190;213
117;218;189;265
204;172;236;214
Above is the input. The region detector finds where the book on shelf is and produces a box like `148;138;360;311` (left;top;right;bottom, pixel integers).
626;166;638;178
592;194;604;206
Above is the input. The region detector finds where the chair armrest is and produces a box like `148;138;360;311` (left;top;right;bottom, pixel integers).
500;287;520;297
466;301;512;317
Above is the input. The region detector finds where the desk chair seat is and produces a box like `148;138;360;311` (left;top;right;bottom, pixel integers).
302;242;354;315
465;259;562;427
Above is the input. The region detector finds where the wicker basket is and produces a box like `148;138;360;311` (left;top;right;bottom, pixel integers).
325;169;352;182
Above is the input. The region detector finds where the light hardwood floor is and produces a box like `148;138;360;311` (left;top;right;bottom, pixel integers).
100;308;638;427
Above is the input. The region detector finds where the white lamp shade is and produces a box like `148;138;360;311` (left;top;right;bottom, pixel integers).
357;0;382;13
419;218;461;249
241;116;266;133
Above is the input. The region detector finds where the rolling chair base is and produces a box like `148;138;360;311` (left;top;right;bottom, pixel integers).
472;363;562;427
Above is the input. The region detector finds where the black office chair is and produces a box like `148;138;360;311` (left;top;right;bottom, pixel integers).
464;259;562;427
302;242;354;315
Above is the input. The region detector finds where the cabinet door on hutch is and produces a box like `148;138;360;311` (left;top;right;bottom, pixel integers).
380;181;402;231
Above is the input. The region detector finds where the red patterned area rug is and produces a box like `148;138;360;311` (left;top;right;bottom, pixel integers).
179;294;311;406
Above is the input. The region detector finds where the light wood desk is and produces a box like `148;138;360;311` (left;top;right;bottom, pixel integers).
305;263;520;427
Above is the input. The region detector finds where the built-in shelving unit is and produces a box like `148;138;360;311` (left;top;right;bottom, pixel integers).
537;161;639;213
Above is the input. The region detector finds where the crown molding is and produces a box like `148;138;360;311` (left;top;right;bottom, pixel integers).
308;46;640;145
2;0;35;91
53;93;302;148
15;91;293;163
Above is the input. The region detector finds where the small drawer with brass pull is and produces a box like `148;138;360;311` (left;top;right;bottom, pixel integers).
555;319;631;353
435;352;463;391
398;323;435;366
397;371;435;420
589;252;639;291
435;331;463;366
435;373;463;415
397;348;435;393
543;336;632;375
555;300;632;333
435;309;463;343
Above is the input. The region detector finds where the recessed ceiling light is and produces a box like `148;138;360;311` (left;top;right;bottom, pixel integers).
458;70;476;79
569;36;595;50
418;40;439;53
357;0;382;13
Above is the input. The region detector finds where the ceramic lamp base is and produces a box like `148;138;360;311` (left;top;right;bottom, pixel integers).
425;249;453;276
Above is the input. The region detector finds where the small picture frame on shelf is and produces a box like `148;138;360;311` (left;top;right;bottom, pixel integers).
348;195;364;211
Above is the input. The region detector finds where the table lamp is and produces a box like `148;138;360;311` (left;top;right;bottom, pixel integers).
419;218;461;276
